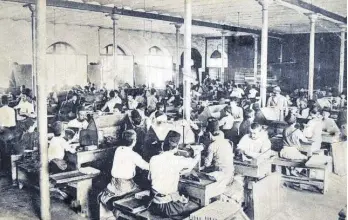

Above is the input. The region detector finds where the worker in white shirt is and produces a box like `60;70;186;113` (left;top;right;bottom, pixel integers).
230;85;243;99
147;88;158;114
127;94;138;110
101;90;122;112
230;97;244;122
219;105;234;140
237;123;271;160
202;129;234;186
280;114;311;161
0;95;16;128
303;108;323;153
267;86;288;121
148;130;200;218
321;107;340;135
14;92;35;119
98;130;149;213
248;85;258;99
48;121;77;174
149;102;166;126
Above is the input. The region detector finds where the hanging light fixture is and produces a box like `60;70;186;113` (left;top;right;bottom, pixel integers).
210;50;222;58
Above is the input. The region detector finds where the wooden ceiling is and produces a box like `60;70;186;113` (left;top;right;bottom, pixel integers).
0;0;346;36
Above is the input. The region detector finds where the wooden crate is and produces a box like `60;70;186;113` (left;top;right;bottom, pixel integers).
246;173;283;220
234;156;273;179
189;201;249;220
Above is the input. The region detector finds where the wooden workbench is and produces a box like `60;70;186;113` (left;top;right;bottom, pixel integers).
178;176;226;207
16;162;100;218
66;146;117;169
50;168;100;217
272;156;331;194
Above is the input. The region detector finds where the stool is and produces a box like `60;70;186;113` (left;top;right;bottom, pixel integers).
272;156;331;194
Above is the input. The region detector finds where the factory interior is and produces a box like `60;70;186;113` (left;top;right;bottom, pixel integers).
0;0;347;219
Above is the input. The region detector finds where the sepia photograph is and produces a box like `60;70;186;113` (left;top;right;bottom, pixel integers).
0;0;346;219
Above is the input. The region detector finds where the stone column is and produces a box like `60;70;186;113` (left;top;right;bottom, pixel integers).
253;35;259;84
258;0;269;107
36;0;50;218
338;25;346;93
184;0;192;120
175;23;182;86
111;9;118;88
221;31;226;82
307;13;317;99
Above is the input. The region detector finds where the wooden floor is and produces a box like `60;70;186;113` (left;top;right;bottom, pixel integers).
0;172;345;220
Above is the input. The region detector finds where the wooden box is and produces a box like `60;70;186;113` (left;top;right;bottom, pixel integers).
189;201;249;220
234;157;272;179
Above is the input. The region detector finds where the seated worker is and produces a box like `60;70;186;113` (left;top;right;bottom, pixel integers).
230;97;244;122
143;111;169;161
127;94;138;110
253;103;267;125
101;90;122;112
239;109;255;138
219;106;234;140
248;85;258;100
58;92;79;120
303;108;323;153
321;107;340;135
124;110;147;154
237;123;271;160
13;90;35;119
67;106;89;143
230;85;244;99
280;114;312;161
148;130;200;219
165;84;176;105
147;88;158;115
202;130;234;186
149;102;166;125
48;121;77;174
296;92;308;112
12;120;38;155
0;95;16;128
98;130;149;214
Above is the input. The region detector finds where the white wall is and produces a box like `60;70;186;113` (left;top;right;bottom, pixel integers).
0;18;206;90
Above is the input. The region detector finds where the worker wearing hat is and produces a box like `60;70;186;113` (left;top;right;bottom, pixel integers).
148;130;200;218
267;86;288;121
99;129;149;217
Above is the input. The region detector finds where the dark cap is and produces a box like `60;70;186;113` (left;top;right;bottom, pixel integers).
131;110;142;125
163;130;181;151
123;129;137;143
52;121;63;136
206;117;219;133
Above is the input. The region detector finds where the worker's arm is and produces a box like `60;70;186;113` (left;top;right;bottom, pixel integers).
180;153;200;175
203;144;215;168
63;141;76;154
134;152;150;171
218;117;226;127
101;101;108;112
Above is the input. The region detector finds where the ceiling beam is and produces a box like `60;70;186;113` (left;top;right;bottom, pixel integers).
2;0;283;37
276;0;347;24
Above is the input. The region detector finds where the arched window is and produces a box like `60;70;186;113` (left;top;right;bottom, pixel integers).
149;46;163;55
47;42;75;54
103;44;127;55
